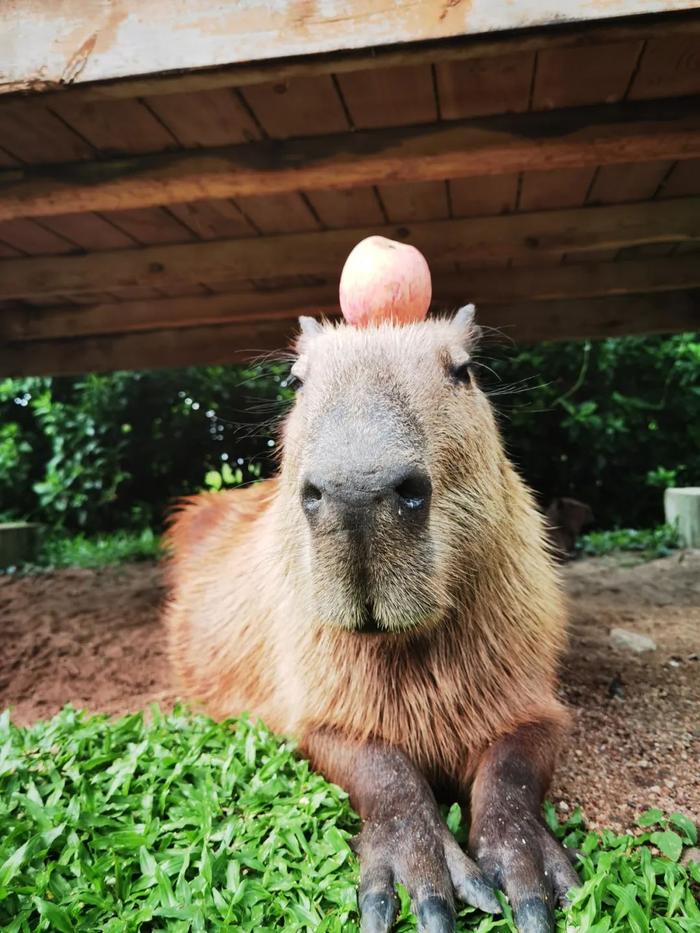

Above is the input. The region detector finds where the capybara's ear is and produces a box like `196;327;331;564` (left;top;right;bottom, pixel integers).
296;315;324;353
298;316;324;338
452;304;481;346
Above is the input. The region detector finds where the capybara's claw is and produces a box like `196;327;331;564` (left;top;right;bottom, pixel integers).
514;897;555;933
355;804;498;933
416;895;455;932
359;888;398;933
473;813;580;933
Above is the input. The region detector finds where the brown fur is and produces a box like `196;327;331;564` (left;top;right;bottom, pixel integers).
165;315;569;787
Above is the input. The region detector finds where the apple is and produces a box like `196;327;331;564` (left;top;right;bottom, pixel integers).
339;235;432;326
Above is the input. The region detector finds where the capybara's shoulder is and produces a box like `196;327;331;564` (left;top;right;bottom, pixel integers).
165;478;277;566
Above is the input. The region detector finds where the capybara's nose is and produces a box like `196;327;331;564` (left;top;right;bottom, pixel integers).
301;466;431;524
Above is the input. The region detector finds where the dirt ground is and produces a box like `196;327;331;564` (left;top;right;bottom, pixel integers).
1;551;698;833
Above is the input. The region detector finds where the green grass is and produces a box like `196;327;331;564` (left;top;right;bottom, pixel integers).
7;528;163;573
578;525;680;560
1;708;698;932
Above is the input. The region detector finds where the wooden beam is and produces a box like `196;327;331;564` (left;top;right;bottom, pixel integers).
3;11;699;103
2;2;697;98
3;254;699;343
0;198;698;301
2;291;698;377
2;98;699;222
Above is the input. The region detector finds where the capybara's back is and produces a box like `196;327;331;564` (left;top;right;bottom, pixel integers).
165;480;290;729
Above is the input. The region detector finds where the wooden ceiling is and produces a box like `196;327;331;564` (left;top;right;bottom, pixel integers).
1;9;699;375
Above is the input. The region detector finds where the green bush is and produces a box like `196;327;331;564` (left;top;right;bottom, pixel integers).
0;365;291;533
579;525;680;559
483;332;699;528
0;333;697;533
1;707;698;932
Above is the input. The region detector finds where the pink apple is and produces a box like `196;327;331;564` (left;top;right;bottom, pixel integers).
339;236;432;326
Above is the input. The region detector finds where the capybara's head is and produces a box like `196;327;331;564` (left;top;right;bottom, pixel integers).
280;307;509;635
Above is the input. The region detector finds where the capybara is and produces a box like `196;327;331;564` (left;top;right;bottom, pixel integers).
166;307;578;933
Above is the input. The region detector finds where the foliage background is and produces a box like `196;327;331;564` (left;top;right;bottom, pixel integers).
1;332;698;533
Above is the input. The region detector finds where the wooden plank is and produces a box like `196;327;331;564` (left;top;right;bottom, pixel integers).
143;89;262;147
0;240;23;258
338;65;437;127
629;36;700;99
510;252;565;268
676;239;700;253
4;96;700;222
235;193;320;234
7;1;697;97
436;53;534;119
4;198;699;299
47;98;178;155
305;188;384;229
564;247;619;262
68;291;118;304
488;291;700;342
0;149;20;168
99;207;196;245
1;200;697;301
0;287;337;341
533;41;643;109
166;200;257;240
241;76;348;138
4;253;698;343
519;167;595;210
0;100;95;163
658;157;700;196
587;160;673;202
0;319;295;376
450;175;519;217
3;290;698;377
378;182;450;222
616;242;677;259
4;11;700;104
37;212;137;251
0;219;77;255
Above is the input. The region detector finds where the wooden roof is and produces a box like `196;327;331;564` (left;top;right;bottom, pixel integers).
1;6;699;375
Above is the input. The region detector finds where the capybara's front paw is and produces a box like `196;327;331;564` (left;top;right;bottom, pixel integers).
354;808;500;932
472;809;580;933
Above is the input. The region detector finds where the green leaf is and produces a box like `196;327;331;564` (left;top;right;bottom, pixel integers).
446;803;462;835
204;470;222;491
0;840;29;888
650;830;683;862
34;899;74;933
637;809;665;828
669;812;697;844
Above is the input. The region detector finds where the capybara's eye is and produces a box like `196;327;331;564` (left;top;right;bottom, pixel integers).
450;362;472;386
283;372;303;392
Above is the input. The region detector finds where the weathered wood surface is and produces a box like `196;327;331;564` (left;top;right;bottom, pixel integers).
0;198;697;301
1;98;699;221
3;10;700;102
2;291;698;377
3;254;699;342
3;1;698;97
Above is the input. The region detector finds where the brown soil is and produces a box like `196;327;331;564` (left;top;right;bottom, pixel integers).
1;551;698;832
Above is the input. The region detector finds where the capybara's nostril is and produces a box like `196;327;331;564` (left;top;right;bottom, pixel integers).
301;480;323;516
395;469;432;512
